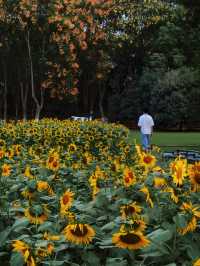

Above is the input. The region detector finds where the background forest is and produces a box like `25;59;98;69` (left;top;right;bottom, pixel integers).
0;0;200;130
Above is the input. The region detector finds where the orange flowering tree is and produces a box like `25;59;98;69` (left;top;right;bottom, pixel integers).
46;0;113;99
0;0;113;119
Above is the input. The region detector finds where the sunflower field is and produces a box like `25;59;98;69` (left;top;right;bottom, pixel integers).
0;119;200;266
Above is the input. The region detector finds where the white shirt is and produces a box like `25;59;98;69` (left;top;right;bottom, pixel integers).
138;114;154;134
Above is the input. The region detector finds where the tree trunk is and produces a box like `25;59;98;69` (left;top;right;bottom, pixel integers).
20;82;29;121
26;30;44;120
3;79;7;121
15;93;19;121
3;61;7;122
99;82;106;118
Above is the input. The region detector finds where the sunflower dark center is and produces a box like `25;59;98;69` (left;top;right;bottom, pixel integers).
83;157;88;164
53;161;58;167
195;166;200;172
70;146;75;151
143;156;152;164
120;233;141;244
125;177;130;183
128;172;133;179
124;206;135;216
111;164;116;171
71;225;88;237
63;195;70;205
49;157;54;163
194;173;200;184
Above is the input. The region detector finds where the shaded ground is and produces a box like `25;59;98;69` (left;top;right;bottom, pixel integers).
129;131;200;151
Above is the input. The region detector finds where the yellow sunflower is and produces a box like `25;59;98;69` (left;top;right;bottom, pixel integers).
60;190;74;216
130;218;146;232
14;144;22;156
151;145;161;153
36;243;54;257
65;211;76;223
193;258;200;266
12;240;29;258
0;149;4;159
170;158;187;186
140;186;154;208
112;227;150;250
68;143;77;152
181;202;200;218
120;202;142;220
12;240;36;266
188;162;200;192
153;177;167;188
24;166;34;179
135;144;142;158
0;139;6;147
49;160;60;171
37;181;54;195
140;153;156;170
95;165;106;179
124;145;130;153
82;152;92;165
46;151;60;171
164;187;179;203
63;223;95;245
152;166;165;174
89;175;100;199
24;205;49;224
178;216;197;235
2;163;11;176
111;159;121;172
178;202;200;235
5;148;14;159
21;188;35;200
123;166;136;187
43;232;60;241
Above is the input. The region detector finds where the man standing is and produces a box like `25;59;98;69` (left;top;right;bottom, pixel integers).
138;108;154;151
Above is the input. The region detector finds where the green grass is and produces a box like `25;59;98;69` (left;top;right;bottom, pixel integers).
129;131;200;151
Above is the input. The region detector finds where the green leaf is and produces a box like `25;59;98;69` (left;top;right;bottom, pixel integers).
0;228;11;246
12;218;29;231
147;228;173;242
99;238;114;249
35;240;48;247
9;207;25;213
101;221;115;232
38;222;53;232
0;251;8;257
55;244;69;253
37;167;49;177
81;251;101;265
96;215;107;222
141;251;165;257
173;213;187;228
106;257;127;266
10;252;24;266
27;180;37;190
186;242;200;260
142;229;173;255
43;261;65;266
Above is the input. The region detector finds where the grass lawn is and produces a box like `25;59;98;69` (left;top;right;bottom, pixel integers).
129;131;200;151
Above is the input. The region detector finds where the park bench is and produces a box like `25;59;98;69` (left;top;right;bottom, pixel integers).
71;116;92;121
163;149;200;163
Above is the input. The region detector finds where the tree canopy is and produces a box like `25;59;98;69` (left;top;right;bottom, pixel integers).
0;0;200;129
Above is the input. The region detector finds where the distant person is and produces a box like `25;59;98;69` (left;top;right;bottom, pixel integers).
138;108;154;151
101;116;108;123
89;110;94;121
